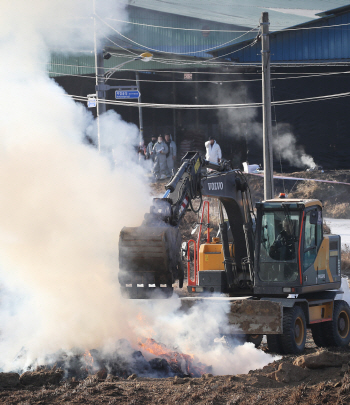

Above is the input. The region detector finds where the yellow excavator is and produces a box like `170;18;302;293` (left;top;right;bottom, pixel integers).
119;152;350;354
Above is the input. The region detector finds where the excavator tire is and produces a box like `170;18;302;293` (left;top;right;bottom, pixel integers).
119;225;182;299
311;301;350;348
279;306;306;354
321;300;350;347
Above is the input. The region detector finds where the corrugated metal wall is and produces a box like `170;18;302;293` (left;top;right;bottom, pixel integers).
219;10;350;63
47;53;214;78
48;5;257;77
123;6;255;56
48;54;95;77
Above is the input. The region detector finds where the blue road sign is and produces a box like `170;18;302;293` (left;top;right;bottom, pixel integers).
87;99;96;108
115;90;140;99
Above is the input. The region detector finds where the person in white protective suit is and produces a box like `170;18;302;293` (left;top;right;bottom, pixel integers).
205;136;222;164
164;134;177;177
152;135;169;180
146;135;157;162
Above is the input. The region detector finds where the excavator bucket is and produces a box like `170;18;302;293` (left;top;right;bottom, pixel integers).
118;225;182;298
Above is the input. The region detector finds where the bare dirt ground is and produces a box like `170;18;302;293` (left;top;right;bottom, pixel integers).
2;342;350;404
1;170;350;404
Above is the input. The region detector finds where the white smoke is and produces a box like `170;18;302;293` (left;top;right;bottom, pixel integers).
0;0;127;54
0;0;275;376
130;297;277;375
213;83;316;169
0;0;150;370
272;125;316;169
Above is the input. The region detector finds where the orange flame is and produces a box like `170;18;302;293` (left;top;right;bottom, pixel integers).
138;338;209;377
83;350;94;370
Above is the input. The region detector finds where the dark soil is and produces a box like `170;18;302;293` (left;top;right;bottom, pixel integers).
2;337;350;404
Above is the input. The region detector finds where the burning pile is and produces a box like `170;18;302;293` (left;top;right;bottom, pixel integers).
19;338;211;382
138;338;211;377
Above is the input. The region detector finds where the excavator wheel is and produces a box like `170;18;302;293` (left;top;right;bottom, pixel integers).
279;306;307;354
313;300;350;348
268;306;306;354
328;300;350;346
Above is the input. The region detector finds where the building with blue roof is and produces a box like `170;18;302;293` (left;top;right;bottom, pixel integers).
51;2;350;170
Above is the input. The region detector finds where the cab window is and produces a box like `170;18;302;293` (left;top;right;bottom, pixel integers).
259;210;299;282
303;208;322;271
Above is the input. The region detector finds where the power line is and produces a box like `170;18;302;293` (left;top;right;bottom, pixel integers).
106;16;350;35
48;70;264;83
70;90;350;109
105;8;350;34
106;17;257;33
104;35;260;67
103;42;242;67
278;21;350;32
105;36;140;57
48;62;259;74
272;70;350;81
48;65;350;84
96;12;259;56
71;95;260;108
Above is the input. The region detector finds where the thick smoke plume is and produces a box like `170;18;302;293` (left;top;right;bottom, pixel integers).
0;0;150;370
213;83;316;169
0;1;275;376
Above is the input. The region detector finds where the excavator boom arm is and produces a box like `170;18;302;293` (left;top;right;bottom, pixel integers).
118;151;254;298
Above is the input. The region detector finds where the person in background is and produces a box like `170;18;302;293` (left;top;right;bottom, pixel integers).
164;134;177;178
146;135;157;162
205;136;222;164
152;135;169;180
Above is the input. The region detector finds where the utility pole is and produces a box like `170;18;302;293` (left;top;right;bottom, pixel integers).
96;51;107;116
195;68;199;132
91;1;152;154
172;72;177;142
93;0;101;151
261;12;274;200
135;71;144;147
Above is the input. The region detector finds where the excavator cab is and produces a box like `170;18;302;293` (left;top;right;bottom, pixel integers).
254;198;341;296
